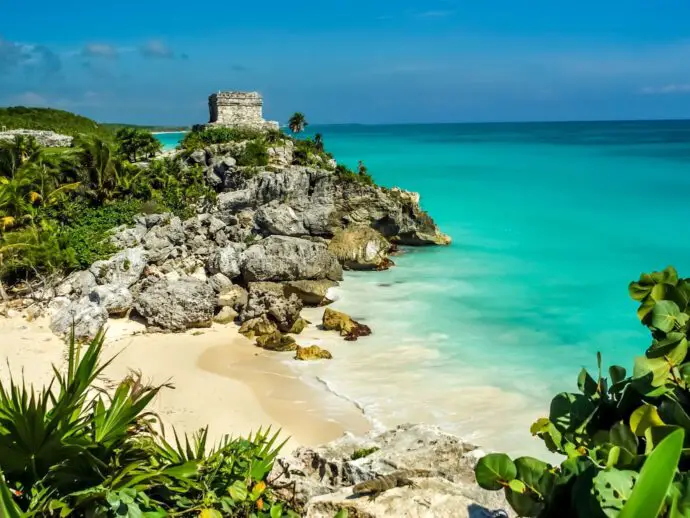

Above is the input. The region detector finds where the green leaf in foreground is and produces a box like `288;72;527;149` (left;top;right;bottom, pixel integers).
475;453;517;490
0;471;22;518
619;428;684;518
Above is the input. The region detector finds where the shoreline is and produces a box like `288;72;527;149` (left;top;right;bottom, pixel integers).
152;130;189;135
0;313;370;451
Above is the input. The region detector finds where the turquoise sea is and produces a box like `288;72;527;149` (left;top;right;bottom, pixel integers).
158;121;690;455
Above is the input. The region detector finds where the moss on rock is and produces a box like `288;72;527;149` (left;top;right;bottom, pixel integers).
322;308;372;341
294;345;333;361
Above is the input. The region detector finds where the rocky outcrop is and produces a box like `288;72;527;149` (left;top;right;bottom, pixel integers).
89;284;133;316
256;332;297;351
322;308;372;341
295;345;332;361
207;243;245;279
271;424;511;518
90;247;148;288
0;129;73;147
133;278;215;331
255;203;308;237
240;284;303;333
238;315;278;339
241;236;342;282
56;270;97;299
217;284;248;310
50;296;108;340
328;226;392;270
213;306;238;324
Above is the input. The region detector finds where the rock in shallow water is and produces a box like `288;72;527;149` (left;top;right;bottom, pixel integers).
322;307;372;341
133;278;215;332
294;345;332;361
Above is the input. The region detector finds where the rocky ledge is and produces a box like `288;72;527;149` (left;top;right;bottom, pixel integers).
0;129;73;147
271;424;512;518
15;133;451;353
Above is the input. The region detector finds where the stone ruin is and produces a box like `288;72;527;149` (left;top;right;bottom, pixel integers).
207;91;279;131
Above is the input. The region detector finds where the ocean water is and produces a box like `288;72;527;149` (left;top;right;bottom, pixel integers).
157;121;690;456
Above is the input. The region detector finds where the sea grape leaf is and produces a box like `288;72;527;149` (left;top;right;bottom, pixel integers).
629;281;653;302
474;453;517;490
549;393;596;433
592;469;637;518
652;300;682;332
508;479;526;493
630;404;665;437
506;486;544;517
609;365;627;386
228;480;248;502
660;400;690;430
578;369;599;397
647;332;687;359
610;421;638;455
515;457;553;498
199;510;223;518
651;266;679;286
637;299;656;324
620;429;684;518
633;356;671;388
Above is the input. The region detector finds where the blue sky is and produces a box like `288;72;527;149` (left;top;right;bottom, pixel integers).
2;0;690;124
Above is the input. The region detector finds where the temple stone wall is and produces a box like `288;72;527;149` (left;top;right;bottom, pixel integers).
208;92;278;130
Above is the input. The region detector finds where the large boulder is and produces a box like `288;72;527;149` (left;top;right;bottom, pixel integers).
239;315;278;339
283;280;338;306
89;284;133;316
255;203;308;237
241;284;303;333
141;217;184;263
110;224;147;249
207;243;245;279
50;296;108;340
56;270;97;298
271;424;511;518
241;236;342;282
90;247;148;288
133;278;215;332
327;226;392;270
217;284;249;310
322;308;372;341
295;345;333;361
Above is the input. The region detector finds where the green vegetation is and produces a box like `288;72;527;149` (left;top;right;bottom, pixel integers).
102;123;189;133
287;113;308;134
0;107;113;140
351;447;380;460
0;131;213;285
334;163;374;186
0;328;299;517
475;266;690;518
180;126;281;151
115;127;162;162
236;140;269;167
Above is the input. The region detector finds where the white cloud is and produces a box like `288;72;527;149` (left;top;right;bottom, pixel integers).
11;91;48;105
415;10;454;18
639;83;690;95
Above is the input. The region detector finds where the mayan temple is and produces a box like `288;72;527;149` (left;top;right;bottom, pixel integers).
207;91;279;130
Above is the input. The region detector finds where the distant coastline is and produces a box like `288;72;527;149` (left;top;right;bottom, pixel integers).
151;130;189;135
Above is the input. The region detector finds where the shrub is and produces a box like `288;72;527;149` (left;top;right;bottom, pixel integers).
236;140;269;167
0;328;299;516
475;266;690;518
335;163;374;186
180;127;270;150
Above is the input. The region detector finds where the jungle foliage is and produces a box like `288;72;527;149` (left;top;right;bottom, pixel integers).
475;266;690;518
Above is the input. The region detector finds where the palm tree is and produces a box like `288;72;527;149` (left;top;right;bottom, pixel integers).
288;112;308;134
76;137;120;202
314;133;324;152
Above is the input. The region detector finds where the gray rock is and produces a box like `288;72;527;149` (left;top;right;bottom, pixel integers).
241;236;342;282
89;284;133;316
47;296;71;316
209;272;233;293
50;296;108;340
217;284;249;310
188;149;207;165
111;225;147;249
255;203;308;236
207;243;246;279
90;248;147;288
328;226;392;270
141;217;185;263
208;216;227;235
216;190;255;212
56;270;97;298
240;283;303;333
134;278;215;332
272;424;512;518
0;129;73;147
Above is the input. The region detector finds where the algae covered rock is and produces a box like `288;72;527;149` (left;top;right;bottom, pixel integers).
241;284;303;333
288;317;308;334
327;226;392;270
322;307;372;341
217;284;249;310
214;306;238;324
239;315;278;339
256;332;297;351
295;345;333;361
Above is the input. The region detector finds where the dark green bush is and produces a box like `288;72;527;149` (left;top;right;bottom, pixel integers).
236;140;269;167
475;266;690;518
335;163;374;186
0;106;113;140
181;126;271;150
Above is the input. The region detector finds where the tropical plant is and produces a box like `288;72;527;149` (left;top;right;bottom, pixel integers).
475;266;690;518
115;127;162;162
314;133;324;152
236;140;269;167
0;328;299;516
75;136;121;203
287;113;307;134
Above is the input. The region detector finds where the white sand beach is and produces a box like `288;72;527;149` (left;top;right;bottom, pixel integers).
0;313;370;451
